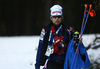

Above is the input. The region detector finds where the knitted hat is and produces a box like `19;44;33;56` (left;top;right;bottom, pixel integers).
50;5;63;17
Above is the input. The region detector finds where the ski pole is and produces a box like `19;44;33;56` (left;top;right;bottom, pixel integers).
74;4;92;68
70;4;92;69
70;4;87;69
80;4;88;36
80;4;92;38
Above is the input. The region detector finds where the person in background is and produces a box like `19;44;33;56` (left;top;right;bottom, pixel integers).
35;5;74;69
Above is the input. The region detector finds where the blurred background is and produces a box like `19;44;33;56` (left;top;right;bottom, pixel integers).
0;0;100;36
0;0;100;69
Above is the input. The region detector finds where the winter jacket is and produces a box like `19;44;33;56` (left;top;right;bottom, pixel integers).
35;22;74;69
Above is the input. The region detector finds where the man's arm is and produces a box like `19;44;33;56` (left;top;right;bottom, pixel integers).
35;28;46;69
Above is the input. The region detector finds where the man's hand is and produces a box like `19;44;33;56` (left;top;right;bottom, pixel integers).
78;38;82;44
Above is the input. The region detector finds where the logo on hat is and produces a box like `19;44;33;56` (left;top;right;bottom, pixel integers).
52;11;61;14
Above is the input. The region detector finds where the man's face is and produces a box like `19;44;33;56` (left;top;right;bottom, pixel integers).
50;16;63;26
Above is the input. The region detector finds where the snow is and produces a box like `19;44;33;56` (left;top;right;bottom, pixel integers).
0;36;39;69
0;34;100;69
82;34;100;65
82;34;96;47
87;48;100;64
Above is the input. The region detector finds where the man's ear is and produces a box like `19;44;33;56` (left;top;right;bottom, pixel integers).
62;17;64;20
50;17;52;20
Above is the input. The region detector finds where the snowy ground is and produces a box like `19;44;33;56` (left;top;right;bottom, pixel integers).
0;34;100;69
0;36;39;69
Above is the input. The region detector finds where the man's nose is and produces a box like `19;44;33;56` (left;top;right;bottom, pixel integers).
55;17;59;19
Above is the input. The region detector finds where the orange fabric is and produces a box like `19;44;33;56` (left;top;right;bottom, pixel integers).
89;10;96;17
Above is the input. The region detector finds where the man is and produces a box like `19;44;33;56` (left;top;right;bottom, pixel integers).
35;5;74;69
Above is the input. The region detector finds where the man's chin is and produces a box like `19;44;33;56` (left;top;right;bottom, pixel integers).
54;23;61;27
55;23;60;25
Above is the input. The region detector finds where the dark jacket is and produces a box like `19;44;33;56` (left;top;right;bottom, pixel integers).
35;23;74;69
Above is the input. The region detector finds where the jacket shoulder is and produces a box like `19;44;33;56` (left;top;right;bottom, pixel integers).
43;23;52;32
62;23;74;33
